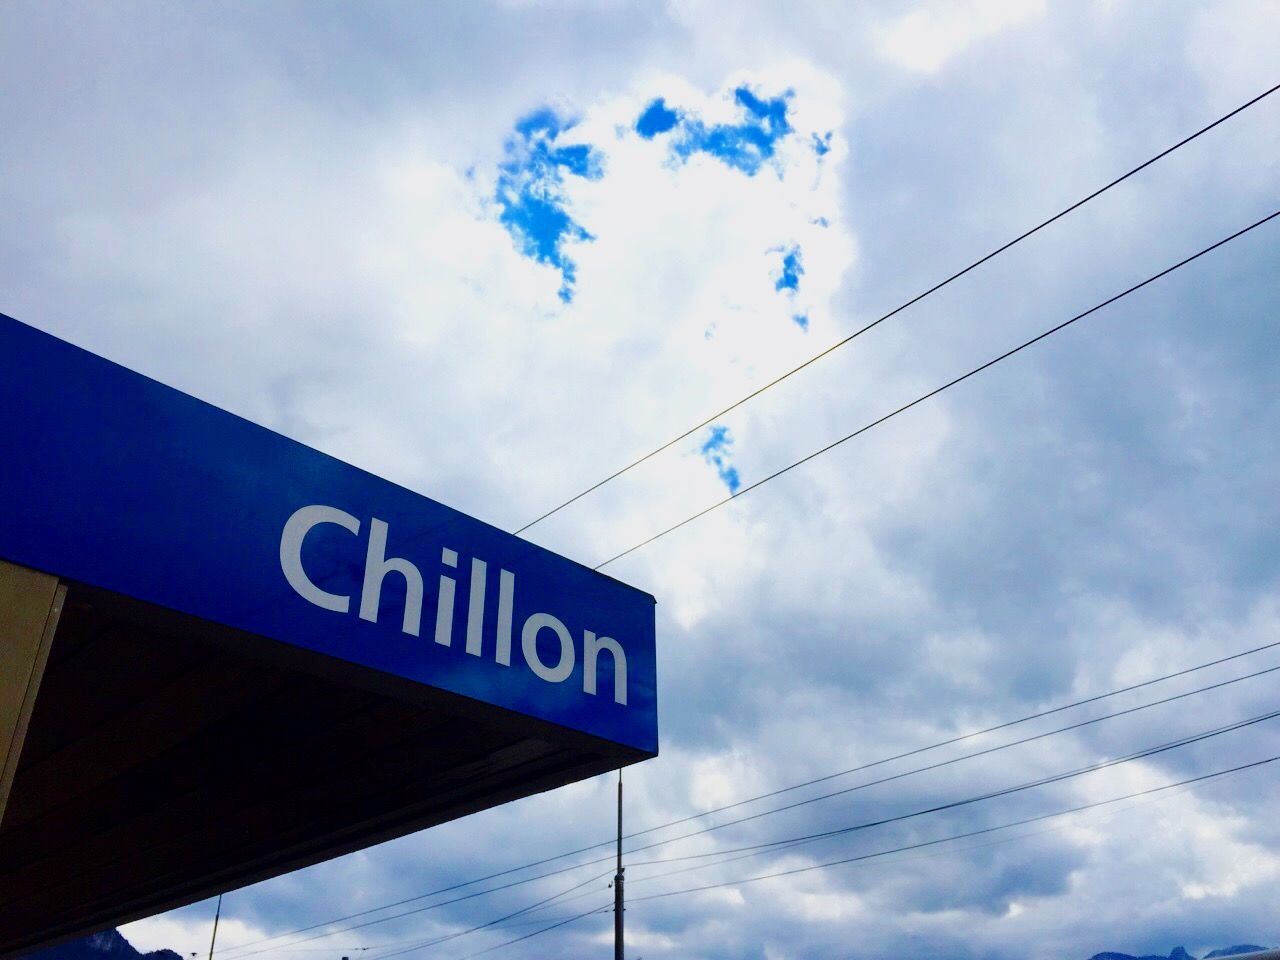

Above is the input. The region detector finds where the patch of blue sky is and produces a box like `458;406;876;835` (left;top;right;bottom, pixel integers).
635;97;679;138
734;86;788;129
774;245;804;293
792;313;809;331
700;425;741;494
811;131;833;156
495;107;603;302
634;85;793;176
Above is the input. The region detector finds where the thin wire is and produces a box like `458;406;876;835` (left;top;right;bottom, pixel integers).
595;207;1280;568
623;706;1280;867
610;638;1280;841
247;724;1280;960
228;692;1279;958
218;634;1280;955
452;657;1280;883
514;81;1280;535
359;870;611;960
454;905;613;960
489;908;616;929
527;763;1231;917
227;869;614;960
227;662;1278;954
595;660;1280;860
343;742;1277;957
239;950;373;954
626;754;1280;904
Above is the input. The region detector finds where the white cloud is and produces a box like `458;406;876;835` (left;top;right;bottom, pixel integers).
5;2;1280;957
120;911;264;959
874;0;1047;74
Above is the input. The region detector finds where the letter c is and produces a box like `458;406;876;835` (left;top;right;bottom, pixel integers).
280;504;361;612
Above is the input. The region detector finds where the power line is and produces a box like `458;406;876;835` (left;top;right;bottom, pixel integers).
514;81;1280;536
218;635;1280;955
300;713;1278;959
359;871;611;960
219;947;376;954
229;692;1280;960
621;706;1280;867
534;758;1241;917
590;660;1280;861
625;753;1280;905
225;660;1279;953
453;906;612;960
404;657;1280;888
594;207;1280;568
609;638;1280;842
418;720;1267;929
488;908;616;929
225;870;613;960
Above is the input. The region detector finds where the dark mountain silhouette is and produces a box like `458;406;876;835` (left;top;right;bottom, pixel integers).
17;927;1273;960
18;929;183;960
1089;946;1269;960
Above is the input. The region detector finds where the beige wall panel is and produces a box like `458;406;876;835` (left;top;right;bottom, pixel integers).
0;561;64;826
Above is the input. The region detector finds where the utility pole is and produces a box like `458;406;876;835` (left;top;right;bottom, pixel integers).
206;894;223;960
613;769;624;960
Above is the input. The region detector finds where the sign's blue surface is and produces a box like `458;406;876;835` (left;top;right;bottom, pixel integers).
0;314;657;754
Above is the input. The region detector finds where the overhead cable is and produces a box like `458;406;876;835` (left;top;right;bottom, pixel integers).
515;81;1280;536
623;706;1280;867
454;905;612;960
595;207;1280;568
358;871;611;960
592;661;1280;860
626;753;1280;904
316;716;1280;960
218;635;1280;955
226;663;1280;953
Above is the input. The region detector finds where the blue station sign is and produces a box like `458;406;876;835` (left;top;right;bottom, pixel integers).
0;314;657;755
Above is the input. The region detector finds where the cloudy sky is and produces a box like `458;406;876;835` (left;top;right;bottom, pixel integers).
5;1;1280;958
